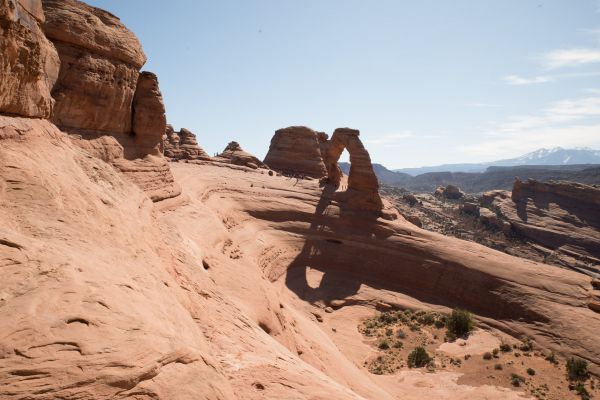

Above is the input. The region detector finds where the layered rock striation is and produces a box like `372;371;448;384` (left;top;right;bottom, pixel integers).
263;126;328;178
482;179;600;274
163;125;210;160
0;0;60;118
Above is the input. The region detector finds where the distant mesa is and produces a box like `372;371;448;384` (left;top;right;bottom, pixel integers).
264;126;383;213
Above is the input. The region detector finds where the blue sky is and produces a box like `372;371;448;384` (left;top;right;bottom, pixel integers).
86;0;600;168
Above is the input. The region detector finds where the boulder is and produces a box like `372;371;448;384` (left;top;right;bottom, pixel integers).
460;201;479;216
263;126;328;178
0;0;60;118
444;184;464;199
403;193;418;206
219;141;265;169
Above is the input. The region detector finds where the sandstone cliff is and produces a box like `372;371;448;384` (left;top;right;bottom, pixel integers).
482;179;600;275
0;0;59;118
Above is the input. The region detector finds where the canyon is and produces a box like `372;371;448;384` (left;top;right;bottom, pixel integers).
1;1;599;399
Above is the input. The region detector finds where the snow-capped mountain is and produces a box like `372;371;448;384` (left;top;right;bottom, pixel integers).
498;147;600;167
394;147;600;176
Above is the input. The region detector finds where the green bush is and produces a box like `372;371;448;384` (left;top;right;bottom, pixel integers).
407;347;432;368
397;330;406;339
483;352;493;360
499;343;512;353
510;373;525;387
574;382;590;400
566;357;589;381
378;339;390;350
445;308;475;338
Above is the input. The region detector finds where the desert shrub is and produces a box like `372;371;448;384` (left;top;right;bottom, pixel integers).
434;318;445;328
378;312;397;325
418;313;435;326
520;339;533;352
492;348;499;357
445;308;475;339
499;343;512;353
393;341;403;349
397;330;406;339
527;368;535;376
567;357;589;381
483;352;493;360
407;347;432;368
378;339;390;350
510;373;525;387
385;328;393;336
574;382;590;400
545;351;557;364
494;363;503;370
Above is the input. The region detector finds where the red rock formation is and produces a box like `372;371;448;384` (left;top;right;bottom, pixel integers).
326;128;383;212
263;126;328;178
218;141;265;169
42;0;145;139
0;0;59;118
484;179;600;274
40;0;180;202
163;125;210;160
132;71;166;159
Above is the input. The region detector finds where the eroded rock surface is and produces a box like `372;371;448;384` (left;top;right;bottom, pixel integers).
132;71;166;159
218;141;265;169
0;0;59;118
263;126;328;178
484;179;600;274
43;0;146;137
163;125;210;160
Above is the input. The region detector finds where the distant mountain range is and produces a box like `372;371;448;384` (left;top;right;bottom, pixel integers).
339;147;600;193
393;147;600;176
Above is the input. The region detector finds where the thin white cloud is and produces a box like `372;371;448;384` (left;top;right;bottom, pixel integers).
541;48;600;69
503;74;553;85
503;71;600;86
459;94;600;158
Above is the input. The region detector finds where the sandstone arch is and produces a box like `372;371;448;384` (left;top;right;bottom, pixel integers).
324;128;383;212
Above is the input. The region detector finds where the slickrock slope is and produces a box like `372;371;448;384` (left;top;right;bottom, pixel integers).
217;141;266;169
0;0;59;118
263;126;328;178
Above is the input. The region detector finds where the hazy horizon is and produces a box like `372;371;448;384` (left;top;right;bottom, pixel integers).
86;0;600;169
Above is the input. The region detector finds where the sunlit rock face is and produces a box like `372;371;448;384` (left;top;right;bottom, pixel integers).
0;0;60;118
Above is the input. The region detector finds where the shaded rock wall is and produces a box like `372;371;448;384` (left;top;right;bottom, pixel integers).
485;179;600;274
132;71;166;158
0;0;59;118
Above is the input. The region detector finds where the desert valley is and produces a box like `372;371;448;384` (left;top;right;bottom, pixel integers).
1;1;600;399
